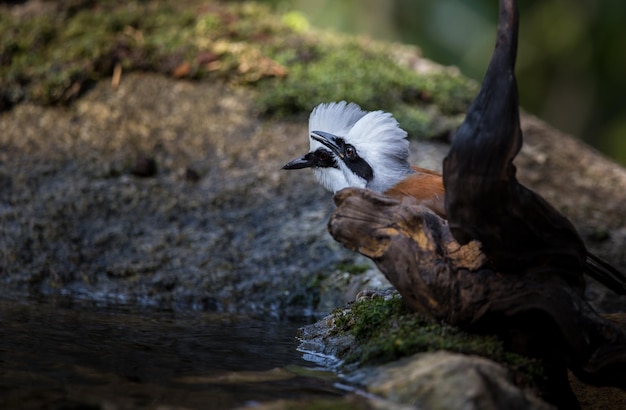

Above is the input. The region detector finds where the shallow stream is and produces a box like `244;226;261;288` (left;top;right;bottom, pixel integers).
0;298;345;409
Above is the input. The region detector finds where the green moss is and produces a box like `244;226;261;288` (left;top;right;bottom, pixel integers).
260;42;411;113
412;72;478;115
332;296;545;387
1;2;200;107
258;36;478;139
0;0;477;138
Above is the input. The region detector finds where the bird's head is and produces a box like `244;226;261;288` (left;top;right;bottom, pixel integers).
283;101;413;193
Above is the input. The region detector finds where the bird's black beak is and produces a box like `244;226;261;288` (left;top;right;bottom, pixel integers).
283;130;344;170
311;131;344;158
282;155;315;170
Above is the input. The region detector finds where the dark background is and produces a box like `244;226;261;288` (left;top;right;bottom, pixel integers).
272;0;626;166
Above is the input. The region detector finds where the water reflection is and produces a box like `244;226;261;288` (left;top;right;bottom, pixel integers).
0;298;342;409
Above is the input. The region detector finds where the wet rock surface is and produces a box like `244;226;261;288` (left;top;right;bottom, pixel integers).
0;73;364;313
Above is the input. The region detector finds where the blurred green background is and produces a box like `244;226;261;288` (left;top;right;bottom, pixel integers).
269;0;626;166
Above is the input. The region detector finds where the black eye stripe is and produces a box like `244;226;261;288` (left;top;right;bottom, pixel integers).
332;138;373;182
311;135;373;181
346;157;373;182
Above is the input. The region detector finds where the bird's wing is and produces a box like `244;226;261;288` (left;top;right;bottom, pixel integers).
385;172;446;218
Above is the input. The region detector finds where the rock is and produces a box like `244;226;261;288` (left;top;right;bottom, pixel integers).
317;260;392;312
297;314;356;367
348;351;553;410
0;73;362;313
298;303;554;409
297;295;558;408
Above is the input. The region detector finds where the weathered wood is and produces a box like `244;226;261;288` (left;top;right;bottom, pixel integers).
328;0;626;398
329;188;626;388
443;0;626;295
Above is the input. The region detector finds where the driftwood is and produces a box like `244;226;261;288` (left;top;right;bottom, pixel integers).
329;189;626;387
328;0;626;406
442;0;626;296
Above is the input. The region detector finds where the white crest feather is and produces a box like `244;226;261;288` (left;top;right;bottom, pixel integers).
308;101;367;150
303;101;413;193
345;110;413;192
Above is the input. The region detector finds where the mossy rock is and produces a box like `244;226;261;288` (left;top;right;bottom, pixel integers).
0;0;477;139
331;295;546;389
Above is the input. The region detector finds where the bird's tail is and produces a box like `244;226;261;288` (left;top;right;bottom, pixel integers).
586;252;626;295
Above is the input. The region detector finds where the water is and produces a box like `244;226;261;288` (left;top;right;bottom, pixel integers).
0;298;344;409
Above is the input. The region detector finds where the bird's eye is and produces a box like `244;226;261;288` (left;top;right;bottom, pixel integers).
345;145;357;160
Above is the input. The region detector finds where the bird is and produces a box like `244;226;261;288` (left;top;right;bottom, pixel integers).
280;0;626;296
282;101;446;217
282;97;626;294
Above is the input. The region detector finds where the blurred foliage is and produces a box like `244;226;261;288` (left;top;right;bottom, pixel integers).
273;0;626;165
